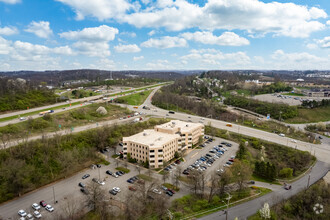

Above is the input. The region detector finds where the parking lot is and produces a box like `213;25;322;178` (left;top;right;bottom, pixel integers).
163;136;238;180
8;137;238;220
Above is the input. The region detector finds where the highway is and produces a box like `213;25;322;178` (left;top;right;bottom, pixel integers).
0;85;329;219
0;83;166;127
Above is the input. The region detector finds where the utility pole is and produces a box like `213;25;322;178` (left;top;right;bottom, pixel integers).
52;186;56;204
306;174;311;189
224;192;232;220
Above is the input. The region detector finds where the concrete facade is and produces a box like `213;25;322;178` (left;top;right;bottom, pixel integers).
122;120;204;168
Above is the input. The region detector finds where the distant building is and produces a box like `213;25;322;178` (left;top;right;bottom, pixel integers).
296;78;304;82
123;120;204;168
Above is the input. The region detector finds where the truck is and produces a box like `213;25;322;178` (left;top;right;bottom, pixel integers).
39;110;54;116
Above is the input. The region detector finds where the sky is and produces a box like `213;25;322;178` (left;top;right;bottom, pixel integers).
0;0;329;71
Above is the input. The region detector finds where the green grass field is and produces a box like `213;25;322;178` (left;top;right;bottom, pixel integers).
285;106;330;123
116;89;153;105
0;103;130;137
282;92;305;96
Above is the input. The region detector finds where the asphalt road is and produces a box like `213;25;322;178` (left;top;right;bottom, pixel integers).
199;161;330;220
0;83;165;127
1;86;329;219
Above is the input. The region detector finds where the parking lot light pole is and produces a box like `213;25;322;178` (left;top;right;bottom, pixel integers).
225;192;232;220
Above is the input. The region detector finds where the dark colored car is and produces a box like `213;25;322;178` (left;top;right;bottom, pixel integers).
116;171;122;176
183;170;189;175
80;188;89;195
106;170;113;175
127;178;134;183
229;159;234;162
78;182;85;188
166;191;173;196
132;176;138;181
119;171;125;175
167;189;175;194
96;164;101;168
175;160;181;164
82;174;90;179
39;200;47;207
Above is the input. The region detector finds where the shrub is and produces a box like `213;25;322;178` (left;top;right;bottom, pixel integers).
279;168;293;178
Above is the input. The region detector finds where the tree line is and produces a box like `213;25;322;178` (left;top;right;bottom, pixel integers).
0;118;168;203
301;99;330;108
224;95;298;119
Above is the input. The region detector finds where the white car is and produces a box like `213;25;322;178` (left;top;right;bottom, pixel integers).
97;180;105;185
279;133;285;137
32;203;41;210
33;211;42;219
19;117;26;121
26;213;34;219
45;204;54;212
152;189;162;194
113;187;121;192
18;210;27;217
291;139;297;143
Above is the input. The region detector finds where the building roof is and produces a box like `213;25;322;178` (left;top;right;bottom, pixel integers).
123;129;180;148
155;120;203;133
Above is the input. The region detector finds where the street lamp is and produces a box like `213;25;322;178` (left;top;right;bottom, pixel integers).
222;192;232;220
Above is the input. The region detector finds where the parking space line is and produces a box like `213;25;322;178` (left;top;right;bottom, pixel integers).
190;152;198;159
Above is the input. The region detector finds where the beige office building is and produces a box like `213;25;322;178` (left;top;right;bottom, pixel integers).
154;120;204;150
122;120;204;168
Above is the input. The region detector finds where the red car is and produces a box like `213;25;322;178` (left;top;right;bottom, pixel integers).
39;200;47;207
229;159;234;162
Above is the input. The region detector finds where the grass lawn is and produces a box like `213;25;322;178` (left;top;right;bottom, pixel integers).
116;89;153;106
282;92;305;96
251;174;281;185
0;103;130;138
285;106;330;123
112;155;119;158
137;174;154;182
163;183;180;191
116;167;130;173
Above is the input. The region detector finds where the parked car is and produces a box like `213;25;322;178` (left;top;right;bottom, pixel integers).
127;178;134;183
80;188;89;194
18;210;27;217
78;182;85;188
112;173;119;178
32;203;41;211
161;186;168;191
92;178;98;183
128;186;137;191
113;187;121;192
248;180;255;184
96;164;101;168
106;170;113;175
26;213;34;220
166;191;173;196
119;171;125;175
39;200;47;207
45;204;54;212
33;211;42;219
116;171;122;176
167;189;175;194
152;189;162;194
109;189;117;195
82;174;90;179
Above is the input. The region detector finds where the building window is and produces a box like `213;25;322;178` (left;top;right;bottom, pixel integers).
150;155;155;158
158;159;163;162
158;149;163;152
150;150;155;153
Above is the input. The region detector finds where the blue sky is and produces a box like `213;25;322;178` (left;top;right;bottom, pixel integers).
0;0;329;71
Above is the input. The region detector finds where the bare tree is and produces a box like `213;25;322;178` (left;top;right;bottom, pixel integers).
208;172;220;202
173;166;183;189
162;170;170;184
60;195;80;220
231;160;252;192
218;169;233;196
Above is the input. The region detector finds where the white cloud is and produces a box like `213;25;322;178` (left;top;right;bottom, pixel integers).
327;20;330;26
141;36;187;49
59;25;118;42
73;41;110;57
180;48;251;68
181;31;249;46
146;59;172;69
97;58;116;69
0;36;12;55
119;0;326;38
25;21;53;39
271;50;328;69
148;30;156;36
316;37;330;48
56;0;133;20
306;43;318;49
114;44;141;53
0;0;21;4
120;32;136;38
0;26;18;35
133;56;144;61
